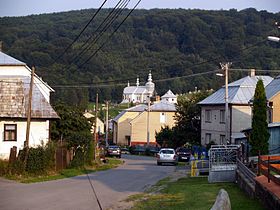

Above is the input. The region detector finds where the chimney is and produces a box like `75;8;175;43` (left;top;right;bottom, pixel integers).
249;69;255;77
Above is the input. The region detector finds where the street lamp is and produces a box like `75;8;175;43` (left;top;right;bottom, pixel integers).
268;36;280;43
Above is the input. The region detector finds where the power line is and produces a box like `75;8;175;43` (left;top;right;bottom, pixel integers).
52;0;108;63
73;0;131;65
78;0;142;68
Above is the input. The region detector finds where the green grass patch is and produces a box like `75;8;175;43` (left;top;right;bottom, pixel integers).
1;158;123;183
131;177;265;210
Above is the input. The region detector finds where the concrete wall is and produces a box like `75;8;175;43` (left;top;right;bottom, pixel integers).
201;105;252;146
0;120;49;159
130;111;175;145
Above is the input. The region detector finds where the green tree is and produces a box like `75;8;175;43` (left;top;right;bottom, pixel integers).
155;126;175;148
173;91;210;146
250;80;270;155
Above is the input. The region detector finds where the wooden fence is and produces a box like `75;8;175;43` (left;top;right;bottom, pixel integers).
258;155;280;185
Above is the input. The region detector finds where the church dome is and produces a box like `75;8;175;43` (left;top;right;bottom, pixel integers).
145;72;155;95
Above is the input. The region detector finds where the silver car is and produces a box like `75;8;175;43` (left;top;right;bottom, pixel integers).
157;148;178;165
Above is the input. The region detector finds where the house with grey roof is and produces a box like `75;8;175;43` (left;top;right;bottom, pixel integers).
265;76;280;123
121;72;155;104
112;101;176;146
161;90;177;104
198;71;273;146
0;51;59;159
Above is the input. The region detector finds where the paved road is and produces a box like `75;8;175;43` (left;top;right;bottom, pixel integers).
0;155;176;210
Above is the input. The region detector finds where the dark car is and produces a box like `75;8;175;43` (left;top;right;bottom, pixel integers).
107;145;121;158
176;147;191;162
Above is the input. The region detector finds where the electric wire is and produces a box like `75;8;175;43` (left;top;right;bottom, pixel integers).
52;0;108;63
71;0;130;65
78;0;142;68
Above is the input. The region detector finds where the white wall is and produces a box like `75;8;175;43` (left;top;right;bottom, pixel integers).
0;120;50;160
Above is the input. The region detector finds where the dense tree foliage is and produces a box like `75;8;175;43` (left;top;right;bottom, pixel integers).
0;8;279;105
156;91;209;148
250;80;270;155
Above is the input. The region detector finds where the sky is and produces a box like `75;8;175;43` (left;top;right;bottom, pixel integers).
0;0;279;17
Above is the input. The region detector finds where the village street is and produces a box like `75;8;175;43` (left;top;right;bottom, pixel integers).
0;155;176;210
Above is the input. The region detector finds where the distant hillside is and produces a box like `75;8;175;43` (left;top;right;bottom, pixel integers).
0;8;280;106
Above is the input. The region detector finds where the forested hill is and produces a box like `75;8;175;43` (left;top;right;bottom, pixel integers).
0;8;280;106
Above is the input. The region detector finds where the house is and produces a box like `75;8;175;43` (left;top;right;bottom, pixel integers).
265;76;280;123
161;90;177;104
0;51;59;159
112;101;176;146
83;111;105;134
198;71;273;146
121;72;155;104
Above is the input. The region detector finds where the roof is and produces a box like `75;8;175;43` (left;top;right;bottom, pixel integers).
126;104;147;112
0;52;25;66
199;76;273;105
161;90;176;99
0;76;59;119
123;86;147;94
265;76;280;100
150;101;176;112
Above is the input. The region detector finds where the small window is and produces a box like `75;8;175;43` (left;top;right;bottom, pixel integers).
220;135;225;144
220;110;225;123
4;124;17;141
160;112;166;123
205;110;212;122
205;133;211;144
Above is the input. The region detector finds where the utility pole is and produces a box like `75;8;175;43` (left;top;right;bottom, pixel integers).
0;41;3;52
147;96;151;146
220;62;231;144
24;66;35;164
105;101;109;147
93;93;98;160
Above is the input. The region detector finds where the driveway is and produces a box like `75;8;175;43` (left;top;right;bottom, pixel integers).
0;155;176;210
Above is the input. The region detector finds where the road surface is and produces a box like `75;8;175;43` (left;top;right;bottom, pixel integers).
0;155;176;210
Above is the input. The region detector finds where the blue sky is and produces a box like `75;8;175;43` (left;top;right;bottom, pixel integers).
0;0;279;17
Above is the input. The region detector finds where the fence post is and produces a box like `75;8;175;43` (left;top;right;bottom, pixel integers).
268;156;270;183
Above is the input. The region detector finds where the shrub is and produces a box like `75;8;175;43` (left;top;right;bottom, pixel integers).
0;159;9;176
70;148;85;168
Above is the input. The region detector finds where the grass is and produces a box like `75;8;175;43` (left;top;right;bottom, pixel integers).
1;158;123;183
129;177;265;210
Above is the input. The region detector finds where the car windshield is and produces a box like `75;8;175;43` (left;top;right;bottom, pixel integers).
160;149;174;154
108;146;119;149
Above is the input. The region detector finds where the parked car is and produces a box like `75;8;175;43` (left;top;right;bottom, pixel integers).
156;148;178;165
107;145;121;158
176;147;192;162
121;147;130;154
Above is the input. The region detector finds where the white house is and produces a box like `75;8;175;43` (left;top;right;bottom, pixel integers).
198;72;273;146
161;90;177;104
0;51;59;159
121;72;155;104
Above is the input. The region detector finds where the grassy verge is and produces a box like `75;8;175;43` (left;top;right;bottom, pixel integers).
2;158;123;183
129;176;265;210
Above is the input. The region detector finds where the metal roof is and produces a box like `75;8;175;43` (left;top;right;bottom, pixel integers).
265;76;280;100
123;86;148;94
126;104;147;112
0;52;25;66
150;101;176;111
199;76;273;105
161;90;176;99
0;76;58;119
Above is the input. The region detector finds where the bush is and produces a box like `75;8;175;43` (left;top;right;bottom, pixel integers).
0;159;9;176
70;148;85;168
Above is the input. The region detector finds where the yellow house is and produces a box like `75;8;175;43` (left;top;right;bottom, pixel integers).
83;112;105;134
265;76;280;123
112;101;176;146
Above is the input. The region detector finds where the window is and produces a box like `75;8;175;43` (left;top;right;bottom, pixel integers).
205;110;212;122
220;110;225;123
220;135;225;144
205;133;211;144
4;124;17;141
160;112;166;123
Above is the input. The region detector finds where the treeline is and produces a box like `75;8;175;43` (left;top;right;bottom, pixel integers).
0;8;280;106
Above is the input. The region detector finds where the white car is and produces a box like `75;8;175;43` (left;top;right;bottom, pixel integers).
156;148;178;165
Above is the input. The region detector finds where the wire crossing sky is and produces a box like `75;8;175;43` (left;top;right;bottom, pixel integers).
0;0;279;17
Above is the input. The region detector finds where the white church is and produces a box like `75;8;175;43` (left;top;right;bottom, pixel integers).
121;72;177;104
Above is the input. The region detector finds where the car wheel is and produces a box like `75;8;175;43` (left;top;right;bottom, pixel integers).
157;162;161;166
